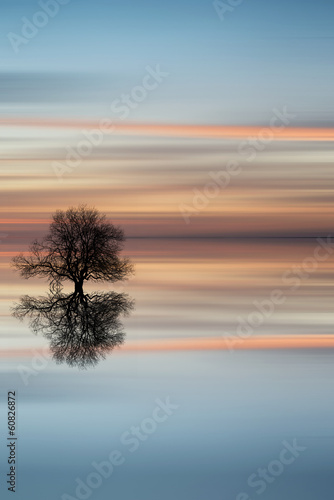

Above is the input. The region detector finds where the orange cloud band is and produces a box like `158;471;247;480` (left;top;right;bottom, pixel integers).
1;335;334;358
2;118;334;141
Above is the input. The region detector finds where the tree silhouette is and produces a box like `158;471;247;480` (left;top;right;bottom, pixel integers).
12;206;133;294
12;291;134;368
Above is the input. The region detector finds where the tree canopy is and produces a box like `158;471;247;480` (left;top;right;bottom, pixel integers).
12;206;133;293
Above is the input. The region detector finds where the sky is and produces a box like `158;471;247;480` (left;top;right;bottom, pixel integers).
1;0;334;124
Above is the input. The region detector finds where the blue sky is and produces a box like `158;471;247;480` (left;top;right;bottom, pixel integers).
1;0;334;124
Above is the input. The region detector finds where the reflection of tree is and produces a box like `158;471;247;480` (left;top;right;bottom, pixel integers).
11;207;135;368
12;291;134;369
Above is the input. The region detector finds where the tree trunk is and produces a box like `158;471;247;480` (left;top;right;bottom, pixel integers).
74;280;84;296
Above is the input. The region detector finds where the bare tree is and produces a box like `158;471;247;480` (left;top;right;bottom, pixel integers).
12;205;133;294
13;290;134;368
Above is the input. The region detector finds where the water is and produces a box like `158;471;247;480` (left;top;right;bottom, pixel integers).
1;238;333;499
